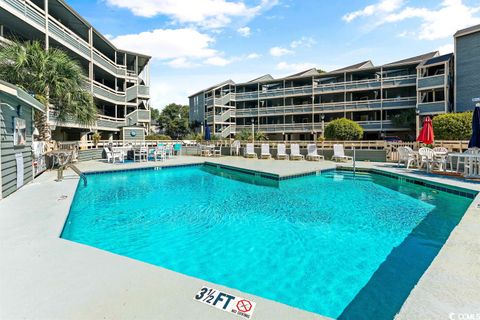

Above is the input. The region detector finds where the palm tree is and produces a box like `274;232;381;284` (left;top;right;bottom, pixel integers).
0;40;97;141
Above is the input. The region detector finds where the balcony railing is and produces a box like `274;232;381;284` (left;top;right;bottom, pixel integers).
417;101;446;114
417;75;445;89
93;82;126;103
49;111;125;130
3;0;46;28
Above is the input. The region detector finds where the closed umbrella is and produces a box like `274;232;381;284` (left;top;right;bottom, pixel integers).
417;116;434;145
204;121;211;141
468;106;480;148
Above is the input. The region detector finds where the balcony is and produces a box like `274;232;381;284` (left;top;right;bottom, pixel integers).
235;91;259;101
381;97;417;109
3;0;46;29
417;75;445;89
93;82;126;104
48;111;124;131
417;101;446;115
126;109;150;125
382;74;417;87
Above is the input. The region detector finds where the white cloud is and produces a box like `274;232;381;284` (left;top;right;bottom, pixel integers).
111;28;234;69
276;61;316;72
269;46;294;57
205;56;231;66
246;53;261;59
237;26;251;37
105;0;279;29
290;36;316;48
343;0;480;40
111;28;218;60
437;43;454;55
343;0;404;22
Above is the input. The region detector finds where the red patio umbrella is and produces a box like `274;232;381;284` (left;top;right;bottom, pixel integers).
417;116;434;145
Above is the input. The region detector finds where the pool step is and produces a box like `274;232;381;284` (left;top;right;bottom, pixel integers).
321;171;374;182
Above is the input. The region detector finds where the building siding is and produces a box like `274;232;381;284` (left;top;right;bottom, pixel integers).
455;31;480;112
0;95;34;198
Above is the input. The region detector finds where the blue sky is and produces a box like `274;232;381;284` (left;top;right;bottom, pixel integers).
67;0;480;109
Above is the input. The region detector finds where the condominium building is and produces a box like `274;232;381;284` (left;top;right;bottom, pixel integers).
190;51;454;140
454;24;480;112
0;0;151;141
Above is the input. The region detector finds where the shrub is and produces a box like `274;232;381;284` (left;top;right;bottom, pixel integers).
432;112;472;140
145;134;172;140
324;118;364;140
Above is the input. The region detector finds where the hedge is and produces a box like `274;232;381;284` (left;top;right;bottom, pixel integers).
432;112;472;140
324;118;364;140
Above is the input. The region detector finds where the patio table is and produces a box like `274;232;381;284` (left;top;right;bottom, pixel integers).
448;153;480;178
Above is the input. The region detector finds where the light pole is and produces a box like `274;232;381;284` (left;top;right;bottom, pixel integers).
251;118;255;143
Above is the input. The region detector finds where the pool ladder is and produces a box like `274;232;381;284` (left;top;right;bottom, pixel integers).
57;164;87;187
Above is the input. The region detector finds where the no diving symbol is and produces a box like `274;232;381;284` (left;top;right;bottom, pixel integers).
236;299;252;313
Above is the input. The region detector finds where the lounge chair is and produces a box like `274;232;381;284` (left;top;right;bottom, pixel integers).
260;144;272;159
306;144;324;161
104;147;124;164
276;143;289;160
332;144;353;162
245;143;257;158
290;144;304;160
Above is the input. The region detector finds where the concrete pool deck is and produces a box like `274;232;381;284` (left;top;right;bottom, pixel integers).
1;156;479;319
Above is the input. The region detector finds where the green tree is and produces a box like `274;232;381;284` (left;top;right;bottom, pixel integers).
433;112;472;140
0;40;96;141
391;109;416;130
157;103;191;139
150;108;160;123
324;118;364;140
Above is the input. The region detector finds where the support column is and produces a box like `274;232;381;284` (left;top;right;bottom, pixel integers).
79;131;89;150
44;0;49;50
88;27;93;92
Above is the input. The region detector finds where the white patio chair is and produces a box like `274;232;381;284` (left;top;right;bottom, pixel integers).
260;144;272;159
332;144;353;162
290;144;304;160
154;146;166;162
276;143;289;160
104;147;123;164
418;147;435;171
455;148;479;173
245;143;257;158
306;144;324;161
397;147;417;169
134;147;148;162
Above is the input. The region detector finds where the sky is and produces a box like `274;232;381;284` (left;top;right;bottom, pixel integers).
66;0;480;109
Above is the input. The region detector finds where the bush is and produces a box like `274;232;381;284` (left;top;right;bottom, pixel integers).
145;134;172;140
324;118;363;140
432;112;472;140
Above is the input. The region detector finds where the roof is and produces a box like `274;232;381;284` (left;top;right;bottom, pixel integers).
383;51;439;66
454;24;480;37
0;80;45;113
248;74;274;83
188;79;235;98
330;61;374;73
285;68;321;78
418;53;453;67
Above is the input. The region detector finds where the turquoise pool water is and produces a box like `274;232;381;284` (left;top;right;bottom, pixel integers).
61;166;473;319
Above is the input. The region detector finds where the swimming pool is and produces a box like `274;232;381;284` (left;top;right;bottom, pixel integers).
61;165;473;319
